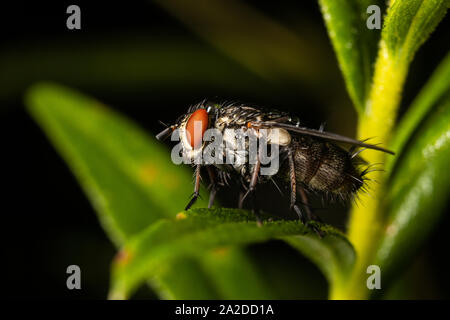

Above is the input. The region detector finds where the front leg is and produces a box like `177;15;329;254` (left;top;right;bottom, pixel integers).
185;164;202;210
239;155;261;208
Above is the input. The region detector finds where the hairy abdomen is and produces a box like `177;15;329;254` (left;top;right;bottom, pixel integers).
291;137;363;197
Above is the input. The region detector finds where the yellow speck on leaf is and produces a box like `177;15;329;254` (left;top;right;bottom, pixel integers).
176;212;187;220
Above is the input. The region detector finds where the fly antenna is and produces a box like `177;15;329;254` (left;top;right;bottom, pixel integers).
158;120;169;128
156;125;176;141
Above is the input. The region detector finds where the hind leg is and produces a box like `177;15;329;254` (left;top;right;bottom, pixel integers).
298;186;323;223
287;150;306;223
288;150;323;237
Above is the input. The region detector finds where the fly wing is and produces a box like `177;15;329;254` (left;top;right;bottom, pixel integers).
252;121;395;155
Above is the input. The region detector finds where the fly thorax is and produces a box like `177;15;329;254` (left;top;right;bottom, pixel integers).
257;128;291;146
214;116;232;131
222;128;249;170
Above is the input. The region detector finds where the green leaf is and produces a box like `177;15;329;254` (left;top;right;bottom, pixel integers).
387;52;450;174
198;247;277;300
145;256;222;299
26;82;203;245
282;229;355;297
109;208;355;299
383;0;449;64
318;0;384;112
374;98;450;293
25;83;266;299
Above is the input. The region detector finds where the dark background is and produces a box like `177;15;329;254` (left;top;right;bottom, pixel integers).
1;1;449;299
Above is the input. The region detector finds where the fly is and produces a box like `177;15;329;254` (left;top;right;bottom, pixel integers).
156;100;394;231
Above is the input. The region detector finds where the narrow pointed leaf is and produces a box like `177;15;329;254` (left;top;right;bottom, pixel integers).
383;0;450;64
375;99;450;294
318;0;384;112
387;52;450;174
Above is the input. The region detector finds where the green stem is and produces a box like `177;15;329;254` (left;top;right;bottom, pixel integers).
330;40;407;299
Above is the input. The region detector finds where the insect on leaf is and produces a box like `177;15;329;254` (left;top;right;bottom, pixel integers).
25;83;273;300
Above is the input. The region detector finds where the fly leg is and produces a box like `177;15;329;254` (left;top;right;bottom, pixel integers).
238;190;245;209
238;180;247;209
287;150;306;223
185;164;202;210
288;150;323;237
298;186;323;223
239;156;262;226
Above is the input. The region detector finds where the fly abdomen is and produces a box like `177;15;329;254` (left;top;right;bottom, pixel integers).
292;137;363;197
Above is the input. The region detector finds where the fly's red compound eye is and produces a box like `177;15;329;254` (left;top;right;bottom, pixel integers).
186;109;209;149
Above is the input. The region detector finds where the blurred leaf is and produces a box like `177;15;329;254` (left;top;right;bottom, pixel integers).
382;252;441;300
146;256;221;299
387;51;450;174
153;0;337;90
25;83;273;299
374;98;450;293
26;82;202;244
109;208;355;299
198;246;276;300
1;35;268;103
383;0;449;64
318;0;385;113
282;230;355;297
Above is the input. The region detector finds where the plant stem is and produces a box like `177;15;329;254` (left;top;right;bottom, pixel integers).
330;40;407;299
